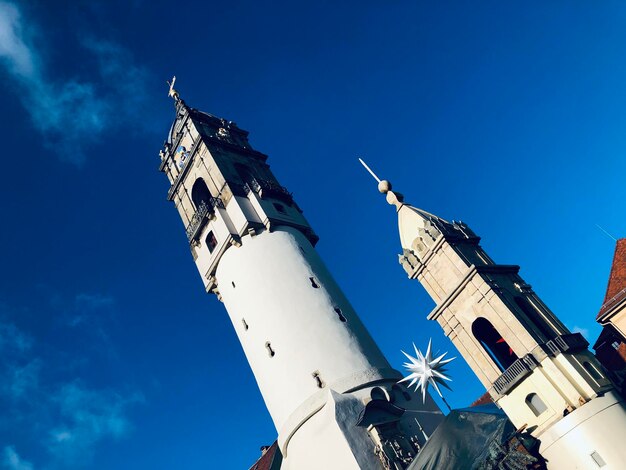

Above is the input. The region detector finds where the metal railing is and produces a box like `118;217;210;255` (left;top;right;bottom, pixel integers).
185;197;224;242
244;177;292;201
493;354;539;395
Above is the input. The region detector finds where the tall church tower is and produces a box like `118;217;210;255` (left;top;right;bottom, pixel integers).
158;90;442;469
375;177;626;468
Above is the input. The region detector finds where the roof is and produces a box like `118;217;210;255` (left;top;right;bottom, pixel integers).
469;391;493;407
248;441;282;470
597;238;626;321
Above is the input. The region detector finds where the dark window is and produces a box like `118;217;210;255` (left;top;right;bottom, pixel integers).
242;319;248;330
273;203;286;214
265;342;275;357
312;371;324;388
472;317;518;371
235;163;254;184
232;281;236;288
525;393;547;416
334;307;347;322
191;178;211;210
206;231;217;253
309;277;320;288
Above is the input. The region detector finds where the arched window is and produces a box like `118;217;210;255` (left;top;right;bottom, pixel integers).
525;393;547;416
472;317;518;371
191;178;211;210
514;296;555;341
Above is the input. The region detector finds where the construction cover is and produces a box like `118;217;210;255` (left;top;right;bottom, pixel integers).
408;404;542;470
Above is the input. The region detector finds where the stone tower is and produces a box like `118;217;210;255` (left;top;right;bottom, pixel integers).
375;177;626;468
158;92;442;469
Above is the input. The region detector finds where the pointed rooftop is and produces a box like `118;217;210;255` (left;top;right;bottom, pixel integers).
597;238;626;321
359;159;470;253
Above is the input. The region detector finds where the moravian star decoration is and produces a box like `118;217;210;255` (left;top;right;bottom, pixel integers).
399;339;455;405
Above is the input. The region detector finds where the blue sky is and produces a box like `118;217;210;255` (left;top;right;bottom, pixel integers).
1;1;626;468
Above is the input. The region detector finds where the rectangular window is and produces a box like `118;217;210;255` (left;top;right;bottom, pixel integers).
206;231;217;253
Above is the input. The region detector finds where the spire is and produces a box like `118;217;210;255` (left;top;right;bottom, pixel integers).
358;159;461;255
358;158;404;209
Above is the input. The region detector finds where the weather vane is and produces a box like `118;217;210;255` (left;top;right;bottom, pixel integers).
167;76;180;101
399;339;455;411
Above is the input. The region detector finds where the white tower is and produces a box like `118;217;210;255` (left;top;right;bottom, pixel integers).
376;177;626;469
158;92;442;469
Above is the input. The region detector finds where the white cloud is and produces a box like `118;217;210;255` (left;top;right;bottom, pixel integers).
47;382;143;466
2;447;33;470
0;321;32;354
0;310;142;469
4;360;40;400
0;2;34;78
0;1;151;164
572;325;590;339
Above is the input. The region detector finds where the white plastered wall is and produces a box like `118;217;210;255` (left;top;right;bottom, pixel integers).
216;226;395;432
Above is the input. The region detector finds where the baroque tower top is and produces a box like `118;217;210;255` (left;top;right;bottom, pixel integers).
158;88;443;469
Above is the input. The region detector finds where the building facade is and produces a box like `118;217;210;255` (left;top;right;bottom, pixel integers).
594;238;626;393
158;95;443;469
377;178;626;469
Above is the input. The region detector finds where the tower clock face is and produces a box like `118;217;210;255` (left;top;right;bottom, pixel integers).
217;127;229;138
176;145;189;169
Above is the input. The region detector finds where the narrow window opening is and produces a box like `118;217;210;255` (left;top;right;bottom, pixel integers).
231;281;236;288
309;277;320;288
583;361;602;380
525;393;547;416
206;231;218;254
312;371;324;388
265;341;275;357
334;307;347;322
242;319;248;330
590;451;607;467
299;246;306;255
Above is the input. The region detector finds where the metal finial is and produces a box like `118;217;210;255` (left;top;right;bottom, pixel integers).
358;157;382;183
358;157;396;200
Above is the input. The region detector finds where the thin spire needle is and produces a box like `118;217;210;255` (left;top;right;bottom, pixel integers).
358;157;382;183
595;224;617;242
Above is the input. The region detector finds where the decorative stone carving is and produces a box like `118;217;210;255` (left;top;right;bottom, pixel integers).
399;249;420;276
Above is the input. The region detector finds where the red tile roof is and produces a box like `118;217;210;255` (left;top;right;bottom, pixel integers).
249;441;281;470
598;239;626;321
470;391;494;407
